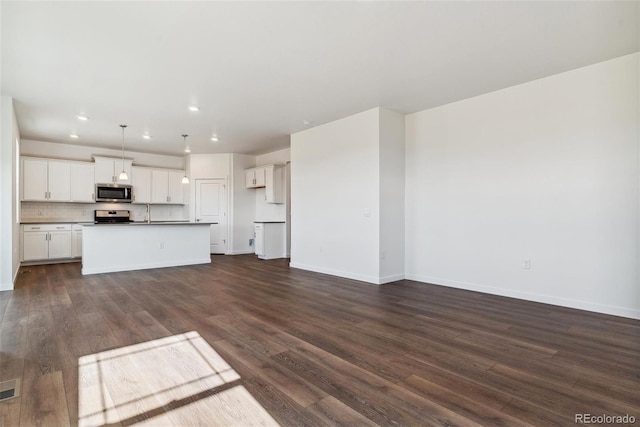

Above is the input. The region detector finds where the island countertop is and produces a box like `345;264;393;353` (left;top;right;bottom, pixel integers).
83;221;216;226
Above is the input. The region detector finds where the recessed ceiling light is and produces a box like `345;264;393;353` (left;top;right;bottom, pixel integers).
188;106;200;112
303;120;313;126
184;147;191;153
210;136;219;142
76;114;89;121
142;134;151;140
70;133;79;139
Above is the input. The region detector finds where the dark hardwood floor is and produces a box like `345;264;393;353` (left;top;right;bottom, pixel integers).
0;255;638;426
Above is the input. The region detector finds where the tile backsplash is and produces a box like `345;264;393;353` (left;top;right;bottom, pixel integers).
21;202;189;222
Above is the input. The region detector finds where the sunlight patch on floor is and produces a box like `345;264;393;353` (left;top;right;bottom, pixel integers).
78;331;279;426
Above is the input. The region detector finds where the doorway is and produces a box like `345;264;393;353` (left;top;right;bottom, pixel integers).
195;178;228;254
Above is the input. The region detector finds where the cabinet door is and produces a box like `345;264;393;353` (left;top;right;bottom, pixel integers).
23;231;49;261
47;161;72;202
131;167;152;204
70;163;95;202
254;224;264;256
115;159;132;184
168;171;185;204
255;167;266;187
95;158;115;184
48;231;72;259
22;158;49;201
245;169;255;188
72;230;82;258
151;170;169;203
265;165;284;204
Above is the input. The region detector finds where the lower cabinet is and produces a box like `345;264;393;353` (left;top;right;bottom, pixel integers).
254;222;286;260
72;225;83;258
22;224;72;261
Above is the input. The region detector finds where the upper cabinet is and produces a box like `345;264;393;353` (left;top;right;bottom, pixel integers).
131;166;152;204
70;162;96;202
151;169;186;205
264;164;285;204
245;164;285;204
22;157;73;202
20;155;187;205
94;156;132;185
245;167;266;188
22;157;96;203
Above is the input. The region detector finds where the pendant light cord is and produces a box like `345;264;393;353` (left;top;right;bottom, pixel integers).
120;124;127;171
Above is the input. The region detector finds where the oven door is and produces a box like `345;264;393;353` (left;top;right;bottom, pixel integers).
95;184;132;203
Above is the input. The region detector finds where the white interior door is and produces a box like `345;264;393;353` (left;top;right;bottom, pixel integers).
195;179;228;254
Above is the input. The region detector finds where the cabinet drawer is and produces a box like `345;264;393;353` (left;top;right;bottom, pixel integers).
24;224;72;232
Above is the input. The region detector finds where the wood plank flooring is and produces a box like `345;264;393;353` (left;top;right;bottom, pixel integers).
0;255;638;426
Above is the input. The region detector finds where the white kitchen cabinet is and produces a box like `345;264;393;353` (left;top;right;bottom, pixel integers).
168;171;185;204
131;166;152;204
254;222;285;259
264;164;285;204
72;225;83;258
94;156;132;185
23;230;49;261
70;162;96;202
22;157;95;203
245;167;266;188
151;169;185;204
22;224;72;261
246;164;285;203
47;161;72;201
22;158;48;201
22;157;72;202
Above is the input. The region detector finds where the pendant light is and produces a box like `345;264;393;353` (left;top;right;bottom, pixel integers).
118;124;129;180
181;134;190;184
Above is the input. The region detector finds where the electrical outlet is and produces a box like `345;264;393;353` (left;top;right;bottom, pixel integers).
522;259;531;269
381;250;386;260
160;242;164;249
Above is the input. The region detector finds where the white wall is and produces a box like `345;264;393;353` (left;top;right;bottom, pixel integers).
405;53;639;319
256;147;290;166
1;96;20;291
379;108;405;282
230;154;256;254
255;147;289;222
21;139;183;169
291;108;381;283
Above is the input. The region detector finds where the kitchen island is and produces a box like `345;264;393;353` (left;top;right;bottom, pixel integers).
81;222;211;275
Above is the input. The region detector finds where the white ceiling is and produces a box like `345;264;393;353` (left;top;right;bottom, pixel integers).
2;1;638;157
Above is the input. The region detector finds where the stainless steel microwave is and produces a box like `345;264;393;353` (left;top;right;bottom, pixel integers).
95;183;133;203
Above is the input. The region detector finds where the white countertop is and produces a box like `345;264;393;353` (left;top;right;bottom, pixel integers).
83;221;213;226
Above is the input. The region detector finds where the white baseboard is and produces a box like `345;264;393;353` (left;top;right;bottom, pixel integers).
82;258;211;275
289;262;405;285
226;250;255;255
379;273;405;284
405;273;640;320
